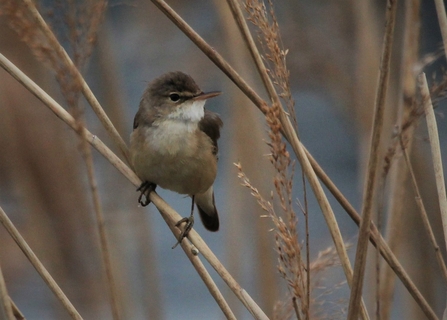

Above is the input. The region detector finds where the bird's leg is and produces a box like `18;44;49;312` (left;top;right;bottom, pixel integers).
172;195;195;249
137;181;157;206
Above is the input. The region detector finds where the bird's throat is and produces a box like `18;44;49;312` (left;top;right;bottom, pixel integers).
167;100;205;122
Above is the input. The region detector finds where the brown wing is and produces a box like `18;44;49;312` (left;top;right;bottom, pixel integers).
198;110;223;155
133;97;159;130
133;108;142;129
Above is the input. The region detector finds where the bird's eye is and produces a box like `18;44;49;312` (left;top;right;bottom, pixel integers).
169;93;180;102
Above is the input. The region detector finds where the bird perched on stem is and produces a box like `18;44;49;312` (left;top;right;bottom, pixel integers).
130;71;223;247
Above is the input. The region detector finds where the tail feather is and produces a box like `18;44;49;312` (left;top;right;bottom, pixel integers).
195;186;219;231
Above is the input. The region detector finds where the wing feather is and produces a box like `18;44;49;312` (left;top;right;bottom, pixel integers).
198;110;223;155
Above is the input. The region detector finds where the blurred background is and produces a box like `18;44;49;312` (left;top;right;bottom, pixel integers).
0;0;446;319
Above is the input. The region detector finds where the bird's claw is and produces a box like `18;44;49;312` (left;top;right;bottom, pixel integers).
172;215;194;249
137;182;156;206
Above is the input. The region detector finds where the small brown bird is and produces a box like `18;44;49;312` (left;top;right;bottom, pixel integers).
130;72;223;245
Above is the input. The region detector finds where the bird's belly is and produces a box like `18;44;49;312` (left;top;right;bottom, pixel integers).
130;123;217;195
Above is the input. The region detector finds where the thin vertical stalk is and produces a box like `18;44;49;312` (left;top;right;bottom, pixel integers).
420;73;447;264
380;0;420;317
348;1;398;318
82;146;122;320
302;173;310;320
422;58;447;319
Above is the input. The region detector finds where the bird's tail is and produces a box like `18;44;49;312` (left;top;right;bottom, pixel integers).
195;186;219;231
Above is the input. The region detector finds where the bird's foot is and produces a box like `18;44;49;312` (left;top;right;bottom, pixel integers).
137;182;157;206
172;214;194;249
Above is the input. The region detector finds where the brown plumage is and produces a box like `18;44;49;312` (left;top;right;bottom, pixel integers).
130;72;223;233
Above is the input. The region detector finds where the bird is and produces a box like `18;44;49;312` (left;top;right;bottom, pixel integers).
130;71;223;246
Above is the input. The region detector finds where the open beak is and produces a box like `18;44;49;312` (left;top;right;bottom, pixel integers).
193;91;222;101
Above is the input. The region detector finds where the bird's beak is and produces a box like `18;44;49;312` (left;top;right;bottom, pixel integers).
193;91;222;101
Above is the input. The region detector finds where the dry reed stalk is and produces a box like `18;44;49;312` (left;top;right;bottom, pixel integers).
348;1;398;318
0;263;14;320
0;206;83;320
0;52;267;319
82;147;122;320
240;290;270;320
380;0;420;317
350;0;383;315
425;91;447;320
421;73;447;266
302;176;310;318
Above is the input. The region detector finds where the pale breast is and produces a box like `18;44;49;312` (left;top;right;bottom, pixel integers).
130;120;217;195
